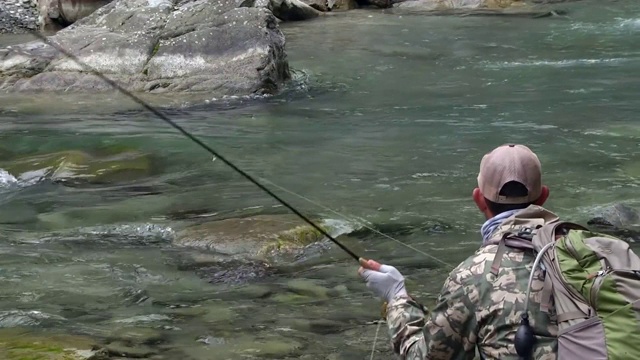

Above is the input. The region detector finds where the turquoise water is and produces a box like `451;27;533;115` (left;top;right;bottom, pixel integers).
0;1;639;358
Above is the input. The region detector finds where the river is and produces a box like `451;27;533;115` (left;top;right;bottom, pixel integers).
0;0;639;359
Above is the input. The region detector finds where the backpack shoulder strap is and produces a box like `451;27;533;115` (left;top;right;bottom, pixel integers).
489;221;589;277
490;231;535;276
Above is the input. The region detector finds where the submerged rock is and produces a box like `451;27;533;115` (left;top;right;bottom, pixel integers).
174;214;332;258
194;258;275;285
0;0;291;99
285;278;331;298
0;328;107;360
180;333;304;359
173;214;359;284
0;149;153;185
0;310;67;328
104;341;158;358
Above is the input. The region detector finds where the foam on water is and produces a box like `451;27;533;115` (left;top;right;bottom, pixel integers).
0;169;17;188
617;18;640;29
482;57;635;69
569;17;640;32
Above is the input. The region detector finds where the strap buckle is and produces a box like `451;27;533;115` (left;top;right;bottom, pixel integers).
516;227;535;240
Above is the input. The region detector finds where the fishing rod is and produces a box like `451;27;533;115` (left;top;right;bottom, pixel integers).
18;28;368;264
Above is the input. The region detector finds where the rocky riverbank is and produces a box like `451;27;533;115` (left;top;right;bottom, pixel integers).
0;0;577;104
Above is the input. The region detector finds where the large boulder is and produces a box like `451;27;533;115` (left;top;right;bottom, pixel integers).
0;0;292;99
38;0;115;33
174;214;335;259
587;203;640;242
173;214;362;284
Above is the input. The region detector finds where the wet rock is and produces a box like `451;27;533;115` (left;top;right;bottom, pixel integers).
300;0;329;11
298;0;357;11
106;327;167;346
104;341;157;358
0;0;292;100
174;215;330;259
0;310;67;328
0;150;154;185
268;0;322;20
587;203;640;229
236;337;304;358
587;203;640;242
194;259;275;285
173;215;359;284
113;314;172;325
285;278;331;298
278;318;346;334
0;328;107;360
169;249;275;285
357;0;391;8
37;0;114;33
234;284;274;298
329;0;359;10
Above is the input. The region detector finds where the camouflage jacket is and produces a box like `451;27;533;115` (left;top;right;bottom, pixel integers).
386;206;559;360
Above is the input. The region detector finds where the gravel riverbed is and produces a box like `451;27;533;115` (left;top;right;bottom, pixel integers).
0;0;39;34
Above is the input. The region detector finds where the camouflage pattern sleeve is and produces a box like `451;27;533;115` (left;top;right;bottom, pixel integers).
386;267;479;360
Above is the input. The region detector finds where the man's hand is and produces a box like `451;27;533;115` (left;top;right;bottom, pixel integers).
358;258;408;303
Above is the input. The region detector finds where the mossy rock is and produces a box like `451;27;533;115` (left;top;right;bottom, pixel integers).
257;224;326;257
174;214;329;259
1;150;153;184
0;328;106;360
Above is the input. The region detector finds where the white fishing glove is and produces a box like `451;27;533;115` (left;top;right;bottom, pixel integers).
358;259;408;303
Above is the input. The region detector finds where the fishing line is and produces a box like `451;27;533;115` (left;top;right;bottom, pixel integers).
258;177;455;268
20;30;363;262
13;20;454;360
369;320;382;360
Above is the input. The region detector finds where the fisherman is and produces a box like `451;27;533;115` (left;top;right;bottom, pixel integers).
358;143;558;359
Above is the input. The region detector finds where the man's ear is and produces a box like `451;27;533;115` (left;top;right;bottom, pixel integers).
533;185;550;206
473;187;488;212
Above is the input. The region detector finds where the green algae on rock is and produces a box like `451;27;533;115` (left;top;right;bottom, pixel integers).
257;223;328;257
174;214;333;259
0;329;107;360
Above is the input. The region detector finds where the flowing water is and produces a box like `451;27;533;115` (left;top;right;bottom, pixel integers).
1;0;640;358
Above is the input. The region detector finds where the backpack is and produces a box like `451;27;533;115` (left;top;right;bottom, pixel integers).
493;220;640;360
